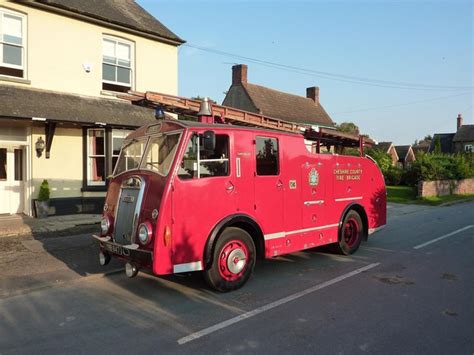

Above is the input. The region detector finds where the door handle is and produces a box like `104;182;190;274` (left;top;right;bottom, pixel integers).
226;182;235;192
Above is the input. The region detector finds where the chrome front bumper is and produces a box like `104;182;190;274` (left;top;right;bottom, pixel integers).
92;234;153;265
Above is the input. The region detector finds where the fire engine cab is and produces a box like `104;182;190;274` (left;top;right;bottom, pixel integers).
93;92;386;292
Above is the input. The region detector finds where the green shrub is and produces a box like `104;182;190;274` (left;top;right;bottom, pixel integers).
385;166;403;185
403;153;474;186
366;148;392;174
38;179;50;201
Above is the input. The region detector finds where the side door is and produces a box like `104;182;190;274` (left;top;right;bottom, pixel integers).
0;147;24;215
172;131;236;269
254;136;284;249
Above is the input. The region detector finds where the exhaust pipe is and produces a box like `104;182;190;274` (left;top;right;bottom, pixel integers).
125;262;139;278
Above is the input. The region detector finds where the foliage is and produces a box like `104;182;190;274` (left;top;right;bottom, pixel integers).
366;148;392;173
434;136;442;154
336;122;360;135
403;153;474;186
385;166;404;185
38;179;50;201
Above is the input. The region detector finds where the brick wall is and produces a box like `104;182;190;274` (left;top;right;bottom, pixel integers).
418;178;474;197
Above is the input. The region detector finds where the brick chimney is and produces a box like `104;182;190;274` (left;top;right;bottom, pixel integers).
232;64;247;85
306;86;320;105
457;113;463;131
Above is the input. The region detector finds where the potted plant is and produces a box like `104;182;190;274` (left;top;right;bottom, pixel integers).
35;179;50;218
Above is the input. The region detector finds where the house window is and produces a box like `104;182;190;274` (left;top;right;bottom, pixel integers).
0;8;26;78
256;137;279;176
465;144;473;153
87;129;106;185
102;36;133;92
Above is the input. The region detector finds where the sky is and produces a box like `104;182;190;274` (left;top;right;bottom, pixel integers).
138;0;473;145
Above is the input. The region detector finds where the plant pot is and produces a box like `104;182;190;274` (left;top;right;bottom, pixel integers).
35;200;49;219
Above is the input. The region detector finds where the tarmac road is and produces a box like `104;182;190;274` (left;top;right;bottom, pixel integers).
0;202;473;354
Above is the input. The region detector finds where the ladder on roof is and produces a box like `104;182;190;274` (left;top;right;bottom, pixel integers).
120;90;374;149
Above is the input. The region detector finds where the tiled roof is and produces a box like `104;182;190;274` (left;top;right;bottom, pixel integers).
395;145;411;160
374;141;393;153
18;0;184;44
247;83;333;126
453;125;474;142
223;84;334;126
0;84;155;127
428;133;455;153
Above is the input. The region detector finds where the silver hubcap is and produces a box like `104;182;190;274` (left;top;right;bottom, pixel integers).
227;248;247;274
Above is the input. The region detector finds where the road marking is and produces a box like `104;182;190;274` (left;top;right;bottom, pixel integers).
177;262;380;345
413;225;474;250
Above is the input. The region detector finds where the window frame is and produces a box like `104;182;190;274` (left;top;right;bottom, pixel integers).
111;129;132;172
0;7;27;79
102;35;134;92
178;133;230;180
255;136;280;176
87;128;106;186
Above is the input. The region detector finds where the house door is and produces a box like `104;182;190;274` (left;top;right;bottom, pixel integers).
0;146;25;215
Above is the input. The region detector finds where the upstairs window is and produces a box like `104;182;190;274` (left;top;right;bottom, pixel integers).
102;36;133;93
0;9;26;78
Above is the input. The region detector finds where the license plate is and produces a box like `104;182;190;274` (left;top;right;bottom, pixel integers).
104;243;130;256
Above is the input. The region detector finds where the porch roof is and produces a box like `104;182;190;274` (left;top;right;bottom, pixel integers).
0;85;155;128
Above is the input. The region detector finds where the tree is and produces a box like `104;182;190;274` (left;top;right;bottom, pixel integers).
336;122;360;135
434;136;442;154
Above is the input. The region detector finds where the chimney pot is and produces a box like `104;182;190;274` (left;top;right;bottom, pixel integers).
306;86;319;104
457;113;463;131
232;64;248;85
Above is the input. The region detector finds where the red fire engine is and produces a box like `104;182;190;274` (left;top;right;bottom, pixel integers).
93;91;386;292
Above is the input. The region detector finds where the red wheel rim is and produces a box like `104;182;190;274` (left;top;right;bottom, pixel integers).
218;240;249;282
343;217;360;247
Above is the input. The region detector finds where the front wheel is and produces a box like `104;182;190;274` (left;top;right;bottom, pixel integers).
204;227;256;292
334;210;364;255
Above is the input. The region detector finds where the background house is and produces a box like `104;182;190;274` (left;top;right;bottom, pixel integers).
429;114;472;154
0;0;184;216
222;64;334;128
374;141;399;166
394;145;416;168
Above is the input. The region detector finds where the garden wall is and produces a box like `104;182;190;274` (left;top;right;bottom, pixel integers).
418;178;474;197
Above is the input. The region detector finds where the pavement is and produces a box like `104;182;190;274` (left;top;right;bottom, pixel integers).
0;213;101;238
0;202;473;354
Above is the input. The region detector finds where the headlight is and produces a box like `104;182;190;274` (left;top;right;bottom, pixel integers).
100;216;110;234
138;222;152;245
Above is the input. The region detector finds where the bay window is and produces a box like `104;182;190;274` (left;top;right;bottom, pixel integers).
84;128;132;189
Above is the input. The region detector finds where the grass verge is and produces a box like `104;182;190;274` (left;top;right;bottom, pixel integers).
387;186;474;206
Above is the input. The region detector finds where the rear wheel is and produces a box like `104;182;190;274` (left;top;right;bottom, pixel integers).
334;210;364;255
204;227;256;292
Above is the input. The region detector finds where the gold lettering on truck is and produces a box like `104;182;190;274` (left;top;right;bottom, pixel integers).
334;168;363;181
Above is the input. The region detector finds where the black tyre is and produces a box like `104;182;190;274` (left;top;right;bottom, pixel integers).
334;210;364;255
204;227;256;292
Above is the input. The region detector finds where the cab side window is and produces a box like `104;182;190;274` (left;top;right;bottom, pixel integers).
256;137;279;176
178;134;229;179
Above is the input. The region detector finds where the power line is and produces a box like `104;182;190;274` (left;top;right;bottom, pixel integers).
331;92;473;115
183;43;474;91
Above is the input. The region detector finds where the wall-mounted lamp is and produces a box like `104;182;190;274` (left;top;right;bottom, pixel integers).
36;136;45;157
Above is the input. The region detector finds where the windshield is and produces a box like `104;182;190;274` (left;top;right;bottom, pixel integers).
114;139;147;176
141;133;181;176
